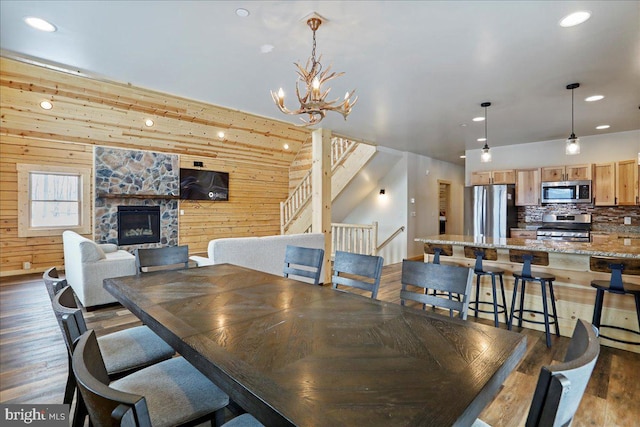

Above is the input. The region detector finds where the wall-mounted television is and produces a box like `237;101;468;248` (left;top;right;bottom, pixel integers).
179;168;229;201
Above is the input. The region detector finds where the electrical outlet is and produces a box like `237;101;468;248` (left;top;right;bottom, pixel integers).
180;209;185;215
23;261;31;270
624;217;631;225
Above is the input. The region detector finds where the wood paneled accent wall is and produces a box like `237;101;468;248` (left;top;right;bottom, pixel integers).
0;57;309;276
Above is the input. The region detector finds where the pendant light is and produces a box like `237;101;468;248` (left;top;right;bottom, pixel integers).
565;83;580;155
480;102;492;163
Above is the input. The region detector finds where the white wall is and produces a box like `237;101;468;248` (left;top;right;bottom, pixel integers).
342;148;465;264
465;130;640;184
343;152;408;265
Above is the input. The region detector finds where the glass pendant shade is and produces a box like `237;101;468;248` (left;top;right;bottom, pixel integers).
566;134;580;155
481;144;492;162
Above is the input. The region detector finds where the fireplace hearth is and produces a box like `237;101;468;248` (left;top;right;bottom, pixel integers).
117;206;161;246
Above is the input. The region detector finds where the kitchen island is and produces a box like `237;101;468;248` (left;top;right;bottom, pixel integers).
415;235;640;352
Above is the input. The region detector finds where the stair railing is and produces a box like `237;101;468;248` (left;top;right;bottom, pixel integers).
280;136;357;233
331;222;378;258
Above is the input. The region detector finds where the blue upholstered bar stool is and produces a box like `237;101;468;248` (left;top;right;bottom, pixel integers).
508;251;559;347
590;257;640;346
465;247;508;328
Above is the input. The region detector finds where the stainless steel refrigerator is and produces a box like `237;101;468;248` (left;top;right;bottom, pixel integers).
464;185;517;239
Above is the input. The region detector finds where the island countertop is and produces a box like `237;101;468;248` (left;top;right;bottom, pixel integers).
415;234;640;259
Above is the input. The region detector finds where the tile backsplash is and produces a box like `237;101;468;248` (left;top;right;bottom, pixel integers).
518;204;640;234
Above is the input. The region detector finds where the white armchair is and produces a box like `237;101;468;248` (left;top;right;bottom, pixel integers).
62;230;137;308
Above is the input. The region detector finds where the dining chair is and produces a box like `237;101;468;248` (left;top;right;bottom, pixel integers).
52;286;175;379
43;266;67;301
134;245;189;273
283;245;325;285
473;318;600;427
331;251;384;299
71;329;232;427
400;259;474;319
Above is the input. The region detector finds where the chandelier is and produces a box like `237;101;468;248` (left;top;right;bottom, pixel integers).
271;15;357;126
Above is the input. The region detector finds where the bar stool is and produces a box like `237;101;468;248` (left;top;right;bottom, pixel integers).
508;250;559;347
590;257;640;346
464;246;508;328
424;244;458;313
424;243;453;264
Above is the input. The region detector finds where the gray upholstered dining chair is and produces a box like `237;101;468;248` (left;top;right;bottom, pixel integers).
331;251;384;299
71;329;233;427
43;266;67;302
283;245;325;285
134;245;190;273
473;319;600;427
400;259;474;319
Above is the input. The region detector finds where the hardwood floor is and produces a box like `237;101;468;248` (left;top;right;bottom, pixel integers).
1;264;638;426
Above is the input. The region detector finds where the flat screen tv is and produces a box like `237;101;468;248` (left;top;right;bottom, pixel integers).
179;168;229;201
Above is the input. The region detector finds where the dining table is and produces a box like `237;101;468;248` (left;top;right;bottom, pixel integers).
104;263;527;427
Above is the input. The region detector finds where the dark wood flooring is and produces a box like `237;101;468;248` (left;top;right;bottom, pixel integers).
1;263;638;426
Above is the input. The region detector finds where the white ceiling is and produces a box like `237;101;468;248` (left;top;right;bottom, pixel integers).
1;1;639;165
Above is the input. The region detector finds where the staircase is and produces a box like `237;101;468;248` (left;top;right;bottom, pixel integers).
280;136;376;235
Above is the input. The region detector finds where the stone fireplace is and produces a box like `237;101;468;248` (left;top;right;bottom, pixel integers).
94;147;179;250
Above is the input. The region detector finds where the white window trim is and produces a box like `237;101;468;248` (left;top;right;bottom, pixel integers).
17;163;92;237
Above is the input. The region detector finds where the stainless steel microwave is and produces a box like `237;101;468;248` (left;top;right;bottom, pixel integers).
541;180;592;204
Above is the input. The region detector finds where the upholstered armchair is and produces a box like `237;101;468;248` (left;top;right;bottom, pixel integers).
62;230;136;308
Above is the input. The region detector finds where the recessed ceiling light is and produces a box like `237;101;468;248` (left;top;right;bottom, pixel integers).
559;11;591;28
472;117;485;122
260;44;274;54
217;131;225;139
24;17;57;32
585;95;604;102
283;143;290;150
39;100;53;110
144;119;154;127
235;8;250;17
477;137;486;142
595;125;610;130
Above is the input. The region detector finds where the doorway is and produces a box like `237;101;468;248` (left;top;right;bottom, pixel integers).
437;180;451;235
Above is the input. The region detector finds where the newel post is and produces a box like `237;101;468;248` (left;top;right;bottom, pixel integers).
311;128;332;284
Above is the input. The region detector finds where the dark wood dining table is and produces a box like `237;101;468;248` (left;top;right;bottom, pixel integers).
104;263;527;427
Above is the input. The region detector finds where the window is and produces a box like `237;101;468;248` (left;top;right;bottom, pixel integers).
18;164;92;237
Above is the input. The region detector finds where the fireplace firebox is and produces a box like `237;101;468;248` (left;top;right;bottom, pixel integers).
117;206;161;245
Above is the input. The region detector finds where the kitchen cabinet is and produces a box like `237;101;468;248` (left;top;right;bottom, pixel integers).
593;160;638;206
593;162;615;206
541;164;591;182
616;159;639;205
470;169;515;185
515;168;540;206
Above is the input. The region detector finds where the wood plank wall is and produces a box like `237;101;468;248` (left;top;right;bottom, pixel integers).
0;57;310;276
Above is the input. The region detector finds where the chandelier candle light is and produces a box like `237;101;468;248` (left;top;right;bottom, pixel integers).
271;14;357;126
566;83;580;155
480;102;492;163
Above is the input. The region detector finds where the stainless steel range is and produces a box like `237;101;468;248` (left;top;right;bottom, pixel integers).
536;214;592;242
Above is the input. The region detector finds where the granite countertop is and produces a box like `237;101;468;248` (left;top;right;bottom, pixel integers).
416;234;640;259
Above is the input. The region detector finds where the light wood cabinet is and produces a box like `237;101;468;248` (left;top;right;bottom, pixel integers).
615;159;639;205
593;160;638;206
470;169;515;185
516;168;540;206
540;164;591;182
593;162;616;206
566;164;592;181
511;229;537;239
